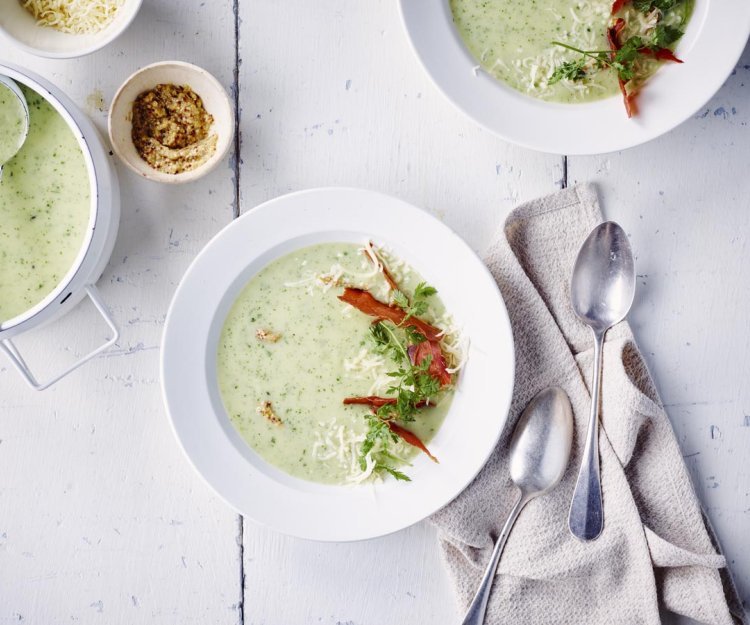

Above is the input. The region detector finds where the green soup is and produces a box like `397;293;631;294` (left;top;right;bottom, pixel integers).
450;0;692;103
217;243;457;485
0;86;91;322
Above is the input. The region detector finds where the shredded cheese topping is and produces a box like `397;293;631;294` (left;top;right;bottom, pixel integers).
21;0;124;35
287;240;469;483
434;312;469;375
490;0;613;99
311;418;410;484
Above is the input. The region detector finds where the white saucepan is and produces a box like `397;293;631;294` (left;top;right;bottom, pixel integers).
0;62;120;390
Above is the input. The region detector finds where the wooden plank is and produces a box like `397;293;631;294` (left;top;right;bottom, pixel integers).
236;0;561;251
243;522;458;625
236;2;560;623
567;45;750;607
0;1;241;622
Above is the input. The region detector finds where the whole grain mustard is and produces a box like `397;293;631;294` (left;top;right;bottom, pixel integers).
131;83;217;175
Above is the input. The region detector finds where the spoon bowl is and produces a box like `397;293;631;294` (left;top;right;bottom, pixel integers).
571;221;635;333
509;386;574;498
461;386;574;625
0;75;30;178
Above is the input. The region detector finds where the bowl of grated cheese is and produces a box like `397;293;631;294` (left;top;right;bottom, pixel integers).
0;0;142;58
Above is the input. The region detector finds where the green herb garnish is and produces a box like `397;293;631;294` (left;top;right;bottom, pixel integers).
634;0;679;13
549;59;588;85
356;284;444;480
551;36;657;84
549;0;686;90
359;413;398;471
652;24;683;47
393;281;438;324
379;465;411;481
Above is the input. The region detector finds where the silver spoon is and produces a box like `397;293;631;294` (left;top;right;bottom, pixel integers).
461;387;574;625
0;76;30;181
568;221;635;542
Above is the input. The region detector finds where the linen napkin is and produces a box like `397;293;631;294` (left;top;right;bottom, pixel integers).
431;184;746;624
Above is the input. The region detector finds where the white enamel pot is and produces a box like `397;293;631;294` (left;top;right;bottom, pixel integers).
0;62;120;390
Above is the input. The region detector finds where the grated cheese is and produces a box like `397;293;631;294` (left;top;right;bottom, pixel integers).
311;419;377;483
473;0;671;101
433;312;469;375
22;0;124;35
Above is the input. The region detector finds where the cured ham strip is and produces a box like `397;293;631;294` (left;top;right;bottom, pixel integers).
607;18;626;52
408;341;452;387
343;396;429;408
607;18;637;118
387;421;438;463
338;287;442;342
617;78;636;118
640;47;683;63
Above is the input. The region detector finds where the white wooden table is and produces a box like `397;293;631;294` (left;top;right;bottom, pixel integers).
1;2;748;623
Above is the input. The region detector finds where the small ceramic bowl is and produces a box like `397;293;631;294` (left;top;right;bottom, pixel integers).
0;0;142;58
108;61;234;184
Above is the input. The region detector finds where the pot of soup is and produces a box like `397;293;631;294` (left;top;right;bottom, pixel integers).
0;62;120;390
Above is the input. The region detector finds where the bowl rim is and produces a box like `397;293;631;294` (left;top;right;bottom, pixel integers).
0;0;143;59
0;63;100;331
160;186;516;541
108;60;235;185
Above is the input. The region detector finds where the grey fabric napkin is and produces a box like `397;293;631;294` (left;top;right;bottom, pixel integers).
431;185;746;624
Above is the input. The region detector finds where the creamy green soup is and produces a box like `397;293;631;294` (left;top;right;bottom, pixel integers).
0;83;27;166
0;86;91;322
217;243;462;485
450;0;692;104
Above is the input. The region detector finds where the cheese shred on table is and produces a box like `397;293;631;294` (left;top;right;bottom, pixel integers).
21;0;124;35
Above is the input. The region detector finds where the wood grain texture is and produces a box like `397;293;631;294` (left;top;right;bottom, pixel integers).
0;0;747;623
0;2;241;623
236;0;562;250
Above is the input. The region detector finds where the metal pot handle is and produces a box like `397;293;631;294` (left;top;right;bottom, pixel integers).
0;285;119;391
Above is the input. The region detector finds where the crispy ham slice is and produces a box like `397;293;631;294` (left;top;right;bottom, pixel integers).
387;421;438;463
338;287;443;342
641;47;683;63
607;18;637;118
408;341;452;387
608;16;626;46
343;396;430;408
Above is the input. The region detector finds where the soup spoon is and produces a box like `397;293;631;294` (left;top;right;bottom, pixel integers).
461;387;573;625
568;221;635;542
0;75;30;181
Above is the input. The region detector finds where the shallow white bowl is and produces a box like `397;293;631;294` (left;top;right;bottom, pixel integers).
108;61;234;184
0;0;142;58
161;188;515;541
399;0;750;154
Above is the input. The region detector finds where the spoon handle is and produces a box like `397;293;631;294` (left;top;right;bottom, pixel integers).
568;329;605;542
461;492;527;625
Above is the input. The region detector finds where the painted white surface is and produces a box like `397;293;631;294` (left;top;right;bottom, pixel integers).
0;1;241;622
0;1;747;623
